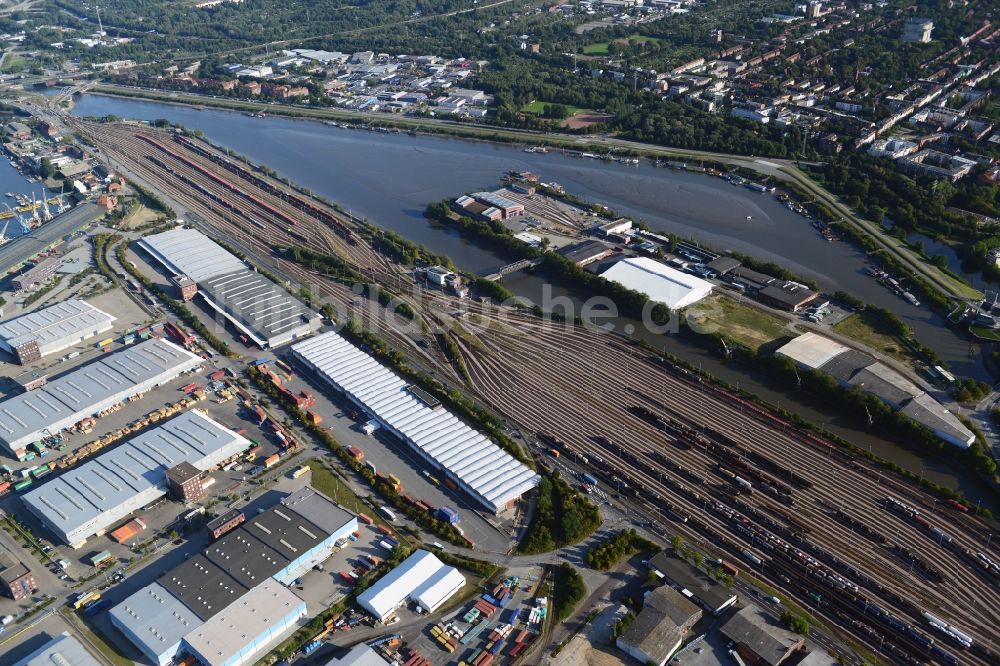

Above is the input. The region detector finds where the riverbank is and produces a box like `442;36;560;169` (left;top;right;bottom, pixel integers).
77;83;980;305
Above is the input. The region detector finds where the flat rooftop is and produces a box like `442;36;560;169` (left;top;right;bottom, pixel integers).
158;494;341;619
279;486;355;536
0;338;202;453
648;552;737;613
138;227;318;346
183;578;305;666
0;298;115;351
160;553;249;620
109;582;202;660
0;203;104;274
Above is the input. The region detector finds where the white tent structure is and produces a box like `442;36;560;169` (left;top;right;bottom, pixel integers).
600;257;713;309
292;332;539;513
356;550;465;620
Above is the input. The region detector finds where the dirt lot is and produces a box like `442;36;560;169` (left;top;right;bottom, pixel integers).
562;113;615;130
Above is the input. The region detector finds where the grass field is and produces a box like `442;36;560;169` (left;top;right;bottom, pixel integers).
302;458;390;530
583;34;663;55
520;100;588;116
833;312;909;360
686;295;790;350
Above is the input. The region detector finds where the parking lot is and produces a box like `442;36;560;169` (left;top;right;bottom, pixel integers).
271;356;515;555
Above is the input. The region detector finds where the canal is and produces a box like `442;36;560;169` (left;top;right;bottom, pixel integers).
68;94;997;505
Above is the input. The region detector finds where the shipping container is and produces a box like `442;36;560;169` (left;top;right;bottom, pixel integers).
388;474;402;491
13;479;32;492
720;561;739;577
263;453;281;469
73;591;101;609
581;473;598;486
110;518;147;543
358;513;374;525
292;465;310;479
436;507;461;525
89;551;114;568
346;445;364;461
379;506;397;522
83;598;113;617
0;481;10;496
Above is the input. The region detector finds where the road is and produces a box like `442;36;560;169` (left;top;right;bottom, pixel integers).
74;84;978;305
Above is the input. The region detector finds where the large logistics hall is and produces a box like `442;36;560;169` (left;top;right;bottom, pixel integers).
138;227;320;348
21;410;251;547
357;549;466;621
292;332;540;514
0;338;203;456
0;298;116;364
110;487;358;666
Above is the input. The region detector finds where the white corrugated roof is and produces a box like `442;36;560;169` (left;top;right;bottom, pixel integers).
293;332;539;513
356;550;463;620
0;299;115;351
600;257;713;309
137;227;246;281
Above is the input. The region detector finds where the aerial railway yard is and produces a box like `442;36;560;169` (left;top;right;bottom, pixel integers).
70;118;1000;666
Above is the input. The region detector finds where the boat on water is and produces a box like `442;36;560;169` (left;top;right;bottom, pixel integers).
745;215;753;220
4;192;13;198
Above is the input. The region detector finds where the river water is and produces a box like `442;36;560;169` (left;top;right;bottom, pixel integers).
68;94;998;504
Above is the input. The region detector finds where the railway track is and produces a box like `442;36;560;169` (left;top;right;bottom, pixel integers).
71;119;1000;665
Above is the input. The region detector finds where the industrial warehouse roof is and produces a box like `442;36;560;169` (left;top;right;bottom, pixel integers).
138;228;318;348
0;299;115;352
203;530;286;590
847;362;924;407
200;270;318;344
720;606;804;666
901;393;975;447
137;227;246;281
109;582;202;661
618;586;701;666
774;332;849;369
600;257;713;310
12;632;103;666
183;578;305;666
324;644;393;665
648;552;737;614
0;338;203;453
159;498;339;619
0;203;104;275
22;410;249;545
279;486;354;536
292;332;540;513
357;550;464;620
161;554;249;620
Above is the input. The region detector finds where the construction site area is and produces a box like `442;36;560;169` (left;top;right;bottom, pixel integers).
64;117;1000;666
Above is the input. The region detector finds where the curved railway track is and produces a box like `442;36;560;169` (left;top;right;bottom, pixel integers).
72;119;1000;666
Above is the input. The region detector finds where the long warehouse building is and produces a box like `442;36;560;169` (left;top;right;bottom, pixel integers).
138;227;320;348
110;487;358;666
0;337;203;457
22;410;250;547
292;332;540;514
0;298;116;364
